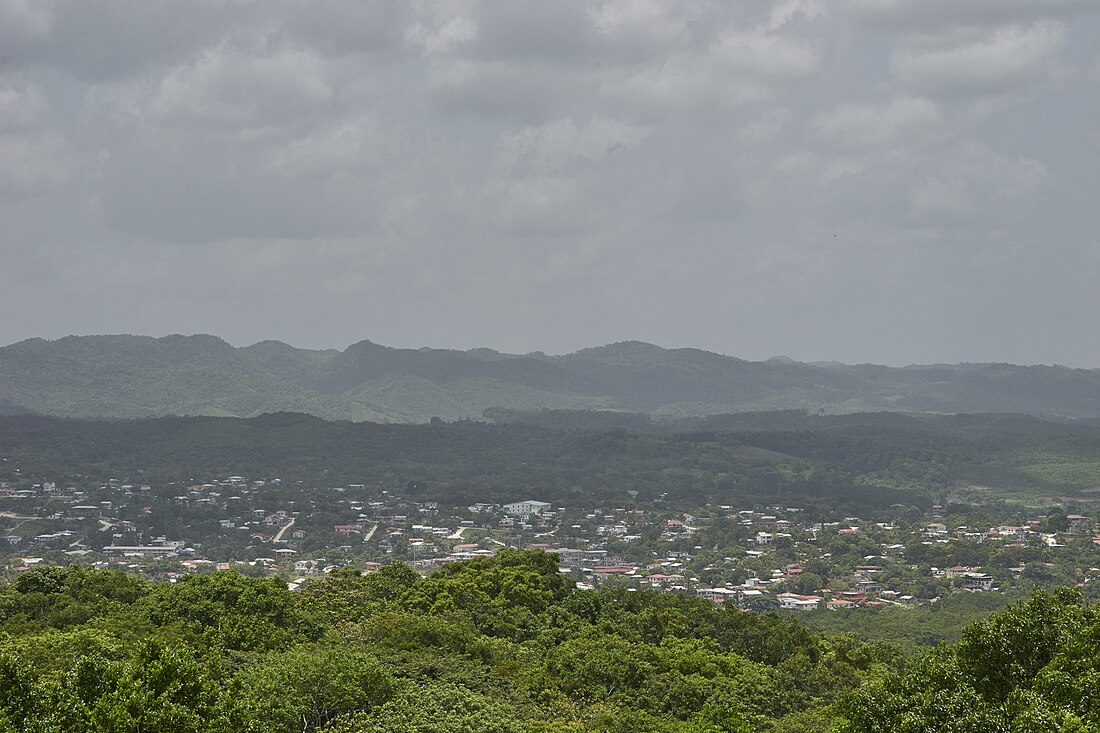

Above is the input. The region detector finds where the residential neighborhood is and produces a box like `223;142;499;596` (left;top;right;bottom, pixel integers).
1;474;1097;611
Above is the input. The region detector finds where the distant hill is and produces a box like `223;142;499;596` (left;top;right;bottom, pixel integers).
1;334;1099;422
0;399;36;416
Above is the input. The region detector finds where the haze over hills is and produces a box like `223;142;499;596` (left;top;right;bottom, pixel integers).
1;334;1099;423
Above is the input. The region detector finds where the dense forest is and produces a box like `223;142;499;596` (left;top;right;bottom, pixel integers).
3;411;1100;508
0;551;856;732
0;551;1096;732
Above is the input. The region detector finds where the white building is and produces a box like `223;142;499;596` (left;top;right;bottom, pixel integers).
695;588;738;604
778;593;822;611
962;572;995;591
503;500;551;516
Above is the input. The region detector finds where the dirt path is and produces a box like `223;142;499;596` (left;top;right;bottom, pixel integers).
273;518;295;542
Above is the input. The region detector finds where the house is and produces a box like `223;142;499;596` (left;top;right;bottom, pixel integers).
962;572;994;591
998;526;1029;541
854;579;881;594
503;500;551;517
925;523;948;537
696;588;738;604
592;565;636;579
778;593;822;611
102;540;184;558
1067;515;1090;535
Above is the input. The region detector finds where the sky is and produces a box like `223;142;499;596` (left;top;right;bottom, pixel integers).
2;0;1099;366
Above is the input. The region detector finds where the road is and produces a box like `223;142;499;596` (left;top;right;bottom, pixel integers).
363;523;378;541
446;526;466;540
272;518;295;542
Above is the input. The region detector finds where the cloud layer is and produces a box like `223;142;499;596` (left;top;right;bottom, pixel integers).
1;0;1098;366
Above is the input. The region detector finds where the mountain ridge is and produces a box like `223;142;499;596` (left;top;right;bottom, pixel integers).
1;334;1099;422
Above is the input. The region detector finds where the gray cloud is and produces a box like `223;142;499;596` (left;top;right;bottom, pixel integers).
890;21;1069;97
841;0;1096;30
0;0;1098;367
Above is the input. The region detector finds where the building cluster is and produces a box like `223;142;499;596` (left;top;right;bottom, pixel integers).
1;476;1098;610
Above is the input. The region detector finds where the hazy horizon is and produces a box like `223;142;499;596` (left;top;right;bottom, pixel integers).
3;1;1098;367
3;331;1097;370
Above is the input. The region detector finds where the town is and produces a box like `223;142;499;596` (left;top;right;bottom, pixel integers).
2;472;1097;612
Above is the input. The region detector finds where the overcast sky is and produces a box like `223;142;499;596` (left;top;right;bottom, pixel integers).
2;1;1098;366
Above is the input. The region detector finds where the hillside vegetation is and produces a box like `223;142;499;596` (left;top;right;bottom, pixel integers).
3;335;1100;422
0;551;866;733
4;411;1100;506
0;554;1097;732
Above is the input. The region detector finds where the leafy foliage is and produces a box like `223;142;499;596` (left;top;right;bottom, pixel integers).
0;552;872;732
837;588;1100;732
0;554;1098;731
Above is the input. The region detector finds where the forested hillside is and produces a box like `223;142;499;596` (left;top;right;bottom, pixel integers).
3;411;1100;507
838;587;1100;732
0;552;1096;732
3;335;1100;422
0;551;862;732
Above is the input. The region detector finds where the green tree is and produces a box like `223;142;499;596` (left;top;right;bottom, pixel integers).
837;589;1100;733
231;645;395;733
143;571;318;651
320;682;524;733
784;573;824;596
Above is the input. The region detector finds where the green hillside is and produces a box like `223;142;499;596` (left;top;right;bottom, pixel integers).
2;335;1100;422
0;555;1098;731
3;411;1100;506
